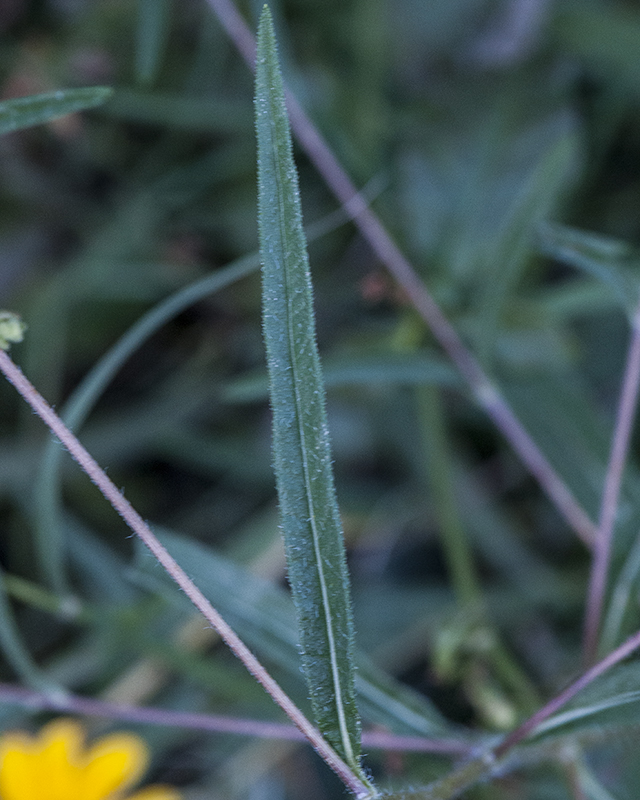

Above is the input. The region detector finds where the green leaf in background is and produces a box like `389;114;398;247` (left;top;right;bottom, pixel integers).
102;90;250;133
33;255;259;595
528;662;640;742
0;565;62;697
0;87;113;136
255;5;363;774
131;529;461;740
553;2;640;92
135;0;173;88
537;221;640;319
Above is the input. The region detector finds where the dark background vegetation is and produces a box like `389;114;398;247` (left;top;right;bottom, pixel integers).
2;0;640;798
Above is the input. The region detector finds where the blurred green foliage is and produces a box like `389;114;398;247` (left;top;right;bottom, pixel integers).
3;0;640;798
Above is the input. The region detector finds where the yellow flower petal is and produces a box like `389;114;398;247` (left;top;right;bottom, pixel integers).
0;719;87;800
37;719;87;796
0;719;181;800
81;732;149;800
0;734;38;800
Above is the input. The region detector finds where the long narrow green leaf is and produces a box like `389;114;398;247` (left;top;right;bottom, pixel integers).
0;87;113;136
255;5;363;773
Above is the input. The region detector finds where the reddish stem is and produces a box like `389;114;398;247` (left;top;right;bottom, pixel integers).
583;301;640;663
495;625;640;758
0;350;372;800
0;681;474;755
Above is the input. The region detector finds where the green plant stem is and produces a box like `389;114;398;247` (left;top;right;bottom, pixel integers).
418;384;539;714
418;385;480;607
2;574;88;622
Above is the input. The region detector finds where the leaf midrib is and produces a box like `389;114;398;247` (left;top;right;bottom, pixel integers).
267;96;355;766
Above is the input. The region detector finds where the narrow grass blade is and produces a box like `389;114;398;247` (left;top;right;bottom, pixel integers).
0;87;112;136
34;256;259;595
255;6;363;774
0;566;63;698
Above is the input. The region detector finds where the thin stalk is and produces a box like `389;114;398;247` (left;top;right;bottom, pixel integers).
495;624;640;759
418;385;539;714
488;638;540;716
0;681;475;755
2;574;87;622
583;298;640;664
0;565;62;698
418;385;481;607
0;350;374;800
203;0;597;548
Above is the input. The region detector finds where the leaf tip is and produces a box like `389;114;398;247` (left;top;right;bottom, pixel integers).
258;4;274;37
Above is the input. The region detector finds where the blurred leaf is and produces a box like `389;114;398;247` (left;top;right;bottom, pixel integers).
103;89;250;133
553;2;640;91
501;371;640;645
578;765;621;800
525;279;623;322
255;7;363;772
66;515;139;604
530;662;640;741
475;114;579;361
33;245;258;594
0;88;113;136
397;91;577;285
601;531;640;654
135;0;173;88
537;221;640;318
0;566;62;696
500;371;640;529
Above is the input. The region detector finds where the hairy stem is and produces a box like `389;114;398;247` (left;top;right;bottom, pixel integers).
495;624;640;758
0;681;474;755
583;298;640;663
0;350;374;800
